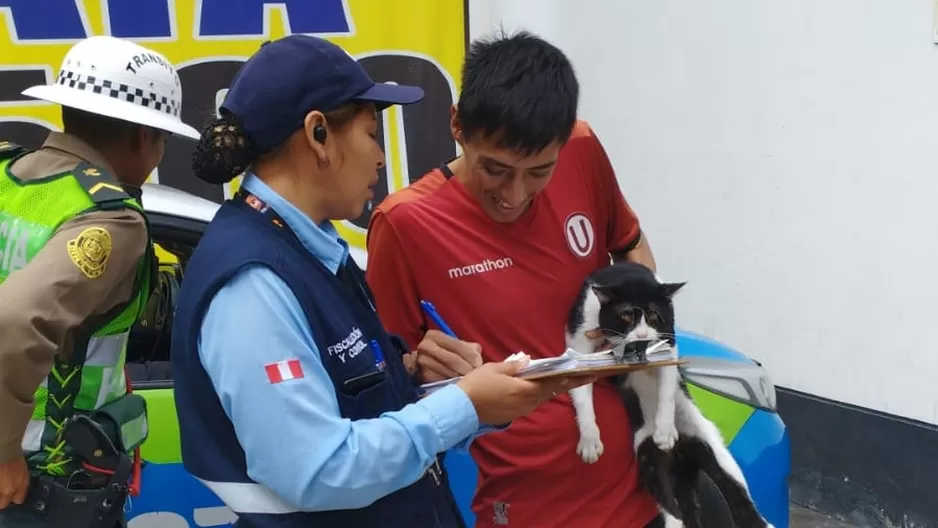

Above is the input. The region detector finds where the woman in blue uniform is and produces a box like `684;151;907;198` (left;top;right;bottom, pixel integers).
170;35;584;528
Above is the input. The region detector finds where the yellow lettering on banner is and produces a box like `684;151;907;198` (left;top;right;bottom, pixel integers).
67;227;112;279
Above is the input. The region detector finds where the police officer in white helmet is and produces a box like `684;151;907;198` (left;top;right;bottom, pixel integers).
0;35;198;528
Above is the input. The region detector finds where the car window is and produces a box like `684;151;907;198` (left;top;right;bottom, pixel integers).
126;213;206;389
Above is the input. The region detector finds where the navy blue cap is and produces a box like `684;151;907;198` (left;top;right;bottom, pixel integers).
221;35;424;153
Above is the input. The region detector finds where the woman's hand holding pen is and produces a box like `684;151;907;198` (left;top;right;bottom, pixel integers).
412;329;483;382
413;299;596;422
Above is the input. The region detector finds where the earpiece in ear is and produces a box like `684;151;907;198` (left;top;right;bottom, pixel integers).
313;125;327;144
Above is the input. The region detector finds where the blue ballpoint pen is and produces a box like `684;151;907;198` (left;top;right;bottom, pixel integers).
416;301;468;397
419;300;458;338
370;339;386;370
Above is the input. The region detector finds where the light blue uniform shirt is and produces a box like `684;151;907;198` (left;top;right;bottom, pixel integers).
198;173;483;511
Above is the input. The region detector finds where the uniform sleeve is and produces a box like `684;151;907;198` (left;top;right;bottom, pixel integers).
586;126;643;253
0;210;147;463
364;210;426;350
198;265;480;511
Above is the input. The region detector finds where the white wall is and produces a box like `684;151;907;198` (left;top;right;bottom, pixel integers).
469;0;938;424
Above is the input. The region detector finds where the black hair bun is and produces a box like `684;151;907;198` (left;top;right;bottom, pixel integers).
191;116;255;185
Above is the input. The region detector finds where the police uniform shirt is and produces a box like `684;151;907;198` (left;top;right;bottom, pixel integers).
0;132;149;464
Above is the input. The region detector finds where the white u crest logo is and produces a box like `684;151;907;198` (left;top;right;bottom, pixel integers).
564;212;595;258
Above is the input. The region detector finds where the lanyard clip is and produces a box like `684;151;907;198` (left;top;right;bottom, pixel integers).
427;459;442;486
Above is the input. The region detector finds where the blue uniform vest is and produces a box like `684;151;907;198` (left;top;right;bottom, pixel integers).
171;196;465;528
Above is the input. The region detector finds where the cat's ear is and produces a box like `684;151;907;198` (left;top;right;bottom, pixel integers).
660;282;687;298
590;284;611;303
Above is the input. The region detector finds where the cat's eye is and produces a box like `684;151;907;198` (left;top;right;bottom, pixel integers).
647;311;661;324
621;313;634;324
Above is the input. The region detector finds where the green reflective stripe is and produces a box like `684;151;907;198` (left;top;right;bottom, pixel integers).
106;361;128;403
687;383;756;445
85;333;128;366
74;366;127;411
121;414;148;452
96;366;120;408
74;366;104;410
0;211;53;279
21;419;44;452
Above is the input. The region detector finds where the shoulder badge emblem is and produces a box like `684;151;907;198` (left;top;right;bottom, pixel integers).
67;227;112;279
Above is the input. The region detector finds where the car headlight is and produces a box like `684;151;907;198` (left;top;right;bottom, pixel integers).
679;357;778;412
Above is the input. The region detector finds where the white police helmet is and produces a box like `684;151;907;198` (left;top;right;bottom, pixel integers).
21;35;200;140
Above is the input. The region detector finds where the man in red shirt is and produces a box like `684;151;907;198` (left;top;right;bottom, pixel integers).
366;32;730;528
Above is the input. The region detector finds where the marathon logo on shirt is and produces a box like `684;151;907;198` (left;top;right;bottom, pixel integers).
447;257;515;279
327;326;369;363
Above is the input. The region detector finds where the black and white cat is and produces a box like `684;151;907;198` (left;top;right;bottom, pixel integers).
564;262;773;528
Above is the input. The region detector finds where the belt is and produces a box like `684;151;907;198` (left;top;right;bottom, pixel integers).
23;415;132;528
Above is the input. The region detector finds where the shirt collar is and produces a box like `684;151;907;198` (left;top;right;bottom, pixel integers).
240;172;349;273
42;132;142;200
42;132;115;173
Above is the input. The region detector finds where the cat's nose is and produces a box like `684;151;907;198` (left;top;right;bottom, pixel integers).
636;330;648;338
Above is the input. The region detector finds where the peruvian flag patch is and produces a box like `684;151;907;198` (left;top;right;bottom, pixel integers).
265;359;304;384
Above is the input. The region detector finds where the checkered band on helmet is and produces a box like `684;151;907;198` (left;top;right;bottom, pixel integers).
55;69;180;118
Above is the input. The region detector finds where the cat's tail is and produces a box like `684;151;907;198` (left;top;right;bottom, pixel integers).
676;395;773;528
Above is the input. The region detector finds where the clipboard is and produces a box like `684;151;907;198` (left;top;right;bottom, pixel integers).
518;357;687;381
418;340;685;395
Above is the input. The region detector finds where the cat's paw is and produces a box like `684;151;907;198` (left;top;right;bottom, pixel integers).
576;428;604;463
652;423;679;450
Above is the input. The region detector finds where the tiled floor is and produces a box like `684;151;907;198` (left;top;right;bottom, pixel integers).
790;505;858;528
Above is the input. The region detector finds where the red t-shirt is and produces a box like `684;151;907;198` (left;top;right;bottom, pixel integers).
366;121;658;528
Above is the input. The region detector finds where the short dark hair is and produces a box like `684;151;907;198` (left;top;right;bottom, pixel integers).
457;30;579;156
61;106;141;145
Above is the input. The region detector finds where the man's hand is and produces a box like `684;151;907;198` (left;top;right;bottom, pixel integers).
457;360;596;425
584;329;604;340
413;330;483;382
584;328;611;351
0;456;29;510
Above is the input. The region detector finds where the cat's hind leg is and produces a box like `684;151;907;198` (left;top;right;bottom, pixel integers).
672;447;703;528
624;376;685;526
634;433;684;527
674;389;774;528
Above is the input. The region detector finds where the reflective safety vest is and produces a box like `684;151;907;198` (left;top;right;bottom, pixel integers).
0;141;152;476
